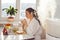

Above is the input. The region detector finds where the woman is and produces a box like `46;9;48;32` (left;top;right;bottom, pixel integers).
21;8;42;40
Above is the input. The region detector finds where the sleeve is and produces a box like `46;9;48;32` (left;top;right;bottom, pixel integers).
26;21;41;35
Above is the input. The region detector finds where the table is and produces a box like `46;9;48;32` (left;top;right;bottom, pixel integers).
0;34;34;40
0;20;34;40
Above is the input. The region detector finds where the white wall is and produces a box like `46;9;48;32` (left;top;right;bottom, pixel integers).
54;0;60;19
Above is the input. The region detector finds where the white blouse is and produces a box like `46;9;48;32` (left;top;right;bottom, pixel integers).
26;18;42;40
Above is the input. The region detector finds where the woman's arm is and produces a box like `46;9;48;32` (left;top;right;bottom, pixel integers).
21;19;28;29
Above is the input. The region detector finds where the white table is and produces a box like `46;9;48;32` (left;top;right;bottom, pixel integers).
0;20;34;40
0;34;34;40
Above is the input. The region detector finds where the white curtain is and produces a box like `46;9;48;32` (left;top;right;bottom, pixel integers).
37;0;56;29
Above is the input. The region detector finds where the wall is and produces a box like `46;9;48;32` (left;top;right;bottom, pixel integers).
54;0;60;19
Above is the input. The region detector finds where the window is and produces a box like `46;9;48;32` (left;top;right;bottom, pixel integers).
1;0;16;17
20;0;36;19
0;0;37;20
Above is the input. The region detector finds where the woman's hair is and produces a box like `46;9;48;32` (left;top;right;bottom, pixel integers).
26;8;41;25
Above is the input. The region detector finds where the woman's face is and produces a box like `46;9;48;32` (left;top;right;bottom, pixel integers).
25;11;31;19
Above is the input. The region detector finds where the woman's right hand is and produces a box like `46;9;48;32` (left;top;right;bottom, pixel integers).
21;19;27;26
21;19;28;30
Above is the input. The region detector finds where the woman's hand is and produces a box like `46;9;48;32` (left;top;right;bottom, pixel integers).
21;19;28;30
21;19;26;25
